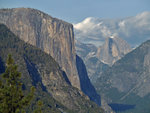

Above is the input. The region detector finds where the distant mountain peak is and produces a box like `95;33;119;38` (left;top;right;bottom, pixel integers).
74;11;150;47
96;36;131;65
0;24;104;113
0;8;102;106
94;39;150;112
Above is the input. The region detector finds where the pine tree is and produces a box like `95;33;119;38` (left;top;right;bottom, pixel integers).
0;54;35;113
33;100;43;113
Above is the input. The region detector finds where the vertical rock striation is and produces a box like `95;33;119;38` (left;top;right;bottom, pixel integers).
0;24;104;112
96;36;131;66
0;8;80;89
0;8;101;105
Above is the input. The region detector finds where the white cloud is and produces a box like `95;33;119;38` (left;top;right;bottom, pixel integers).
74;17;96;31
73;11;150;47
119;20;126;27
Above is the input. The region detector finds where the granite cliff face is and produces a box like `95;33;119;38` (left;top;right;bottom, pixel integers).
96;40;150;97
75;41;108;82
0;24;104;113
0;8;79;89
75;36;131;84
0;8;102;106
76;55;101;105
94;40;150;112
96;36;131;66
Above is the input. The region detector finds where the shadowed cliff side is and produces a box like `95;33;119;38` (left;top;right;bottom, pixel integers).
95;40;150;113
0;24;104;113
0;8;103;106
76;55;101;105
0;8;80;89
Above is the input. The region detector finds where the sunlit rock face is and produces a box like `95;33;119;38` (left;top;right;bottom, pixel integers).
96;36;131;66
0;8;101;106
0;8;80;89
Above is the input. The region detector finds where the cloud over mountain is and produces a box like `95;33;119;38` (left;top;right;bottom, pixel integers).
74;11;150;47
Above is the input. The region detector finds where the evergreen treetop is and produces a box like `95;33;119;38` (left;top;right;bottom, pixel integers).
0;54;35;113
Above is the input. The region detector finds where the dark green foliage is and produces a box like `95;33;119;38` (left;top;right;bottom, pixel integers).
33;100;43;113
0;24;74;113
0;24;104;113
0;54;35;113
94;40;150;113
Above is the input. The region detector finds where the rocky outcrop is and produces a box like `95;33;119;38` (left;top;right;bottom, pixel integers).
75;40;109;80
75;36;131;83
0;24;104;113
0;8;102;106
0;8;80;89
96;36;131;66
95;40;150;113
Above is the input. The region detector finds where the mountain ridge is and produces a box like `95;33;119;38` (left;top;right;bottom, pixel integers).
94;39;150;113
0;7;101;106
76;36;131;84
0;23;104;113
0;7;80;89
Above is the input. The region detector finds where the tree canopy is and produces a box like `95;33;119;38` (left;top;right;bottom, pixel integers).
0;54;35;113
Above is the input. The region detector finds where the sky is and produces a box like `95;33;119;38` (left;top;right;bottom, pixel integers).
0;0;150;23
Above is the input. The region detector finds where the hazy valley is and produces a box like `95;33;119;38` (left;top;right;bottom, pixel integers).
0;7;150;113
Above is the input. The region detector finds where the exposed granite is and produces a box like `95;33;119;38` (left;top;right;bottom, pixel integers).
0;8;102;106
0;24;104;113
96;36;131;66
0;8;80;89
95;40;150;112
